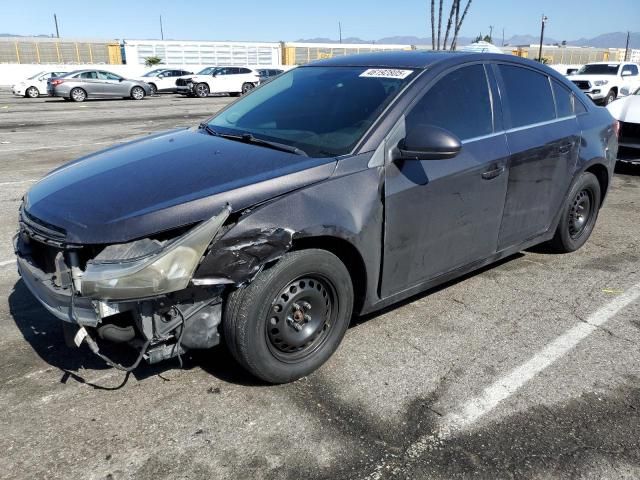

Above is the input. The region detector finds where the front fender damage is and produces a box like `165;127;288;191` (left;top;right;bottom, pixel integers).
194;227;294;287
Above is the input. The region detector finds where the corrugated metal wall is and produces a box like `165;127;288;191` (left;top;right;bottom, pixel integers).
282;43;413;65
0;38;122;64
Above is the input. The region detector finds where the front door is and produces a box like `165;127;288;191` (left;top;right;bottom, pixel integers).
382;64;510;297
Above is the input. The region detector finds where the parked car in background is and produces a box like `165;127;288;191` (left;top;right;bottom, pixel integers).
136;68;193;95
12;71;68;98
607;86;640;163
569;62;640;105
176;66;260;97
257;68;284;83
48;70;152;102
16;52;616;384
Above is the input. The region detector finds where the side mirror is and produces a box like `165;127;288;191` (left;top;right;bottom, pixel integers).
621;70;633;77
396;124;462;160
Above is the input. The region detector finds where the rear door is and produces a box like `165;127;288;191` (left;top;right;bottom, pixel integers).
495;64;580;249
382;63;510;296
209;67;235;93
78;71;100;95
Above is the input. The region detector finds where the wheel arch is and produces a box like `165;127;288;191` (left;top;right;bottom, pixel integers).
290;235;367;315
584;163;609;206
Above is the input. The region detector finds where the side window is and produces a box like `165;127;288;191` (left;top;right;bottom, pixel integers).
552;80;574;118
98;71;121;81
498;65;555;128
239;68;252;74
406;64;493;141
627;65;639;76
80;71;97;79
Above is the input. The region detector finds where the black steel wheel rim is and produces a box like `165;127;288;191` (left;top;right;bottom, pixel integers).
568;189;593;239
266;275;337;362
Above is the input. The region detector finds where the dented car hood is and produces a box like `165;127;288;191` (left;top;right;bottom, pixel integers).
24;128;337;244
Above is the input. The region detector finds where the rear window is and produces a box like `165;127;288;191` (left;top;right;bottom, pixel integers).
498;65;555;128
552;80;574;118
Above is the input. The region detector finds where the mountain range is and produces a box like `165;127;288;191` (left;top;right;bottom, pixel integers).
1;32;638;49
297;32;639;48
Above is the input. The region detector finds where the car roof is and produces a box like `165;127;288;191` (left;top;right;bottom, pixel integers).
306;50;515;68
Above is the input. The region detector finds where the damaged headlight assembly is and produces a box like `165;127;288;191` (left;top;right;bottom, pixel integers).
79;205;231;300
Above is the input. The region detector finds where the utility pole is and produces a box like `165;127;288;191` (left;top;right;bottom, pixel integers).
489;25;494;43
502;27;505;46
624;30;630;61
538;14;548;62
160;15;164;40
53;13;60;38
338;21;342;43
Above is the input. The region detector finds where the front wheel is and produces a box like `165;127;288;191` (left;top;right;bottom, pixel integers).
25;86;39;98
223;249;354;384
148;83;157;95
604;90;616;105
549;172;601;252
130;86;145;100
193;82;210;98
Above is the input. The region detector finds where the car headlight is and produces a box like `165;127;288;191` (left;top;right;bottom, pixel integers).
80;206;231;300
594;80;608;86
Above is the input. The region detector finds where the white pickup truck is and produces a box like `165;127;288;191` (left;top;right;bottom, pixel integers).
569;61;640;105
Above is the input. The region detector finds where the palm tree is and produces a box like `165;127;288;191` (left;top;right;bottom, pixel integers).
430;0;473;51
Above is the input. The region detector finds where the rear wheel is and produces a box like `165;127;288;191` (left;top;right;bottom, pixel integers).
70;87;86;102
223;249;354;384
130;86;145;100
25;86;39;98
194;82;210;98
549;172;601;252
241;82;255;94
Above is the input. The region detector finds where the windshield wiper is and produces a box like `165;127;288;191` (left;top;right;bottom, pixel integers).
198;122;218;136
218;132;308;156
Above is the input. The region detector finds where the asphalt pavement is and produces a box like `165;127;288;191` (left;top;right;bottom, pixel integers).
0;89;639;480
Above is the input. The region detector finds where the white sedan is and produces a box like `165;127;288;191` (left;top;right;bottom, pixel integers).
12;71;68;98
608;87;640;163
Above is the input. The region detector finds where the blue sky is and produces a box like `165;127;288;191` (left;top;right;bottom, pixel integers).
3;0;639;42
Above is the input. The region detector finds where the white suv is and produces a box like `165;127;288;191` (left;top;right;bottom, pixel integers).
569;62;640;105
135;68;193;95
176;66;260;97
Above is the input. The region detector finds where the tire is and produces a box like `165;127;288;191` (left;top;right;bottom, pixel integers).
223;249;354;384
604;89;616;105
70;87;86;102
25;86;39;98
148;83;157;95
130;86;145;100
241;82;255;94
193;82;210;98
549;172;601;253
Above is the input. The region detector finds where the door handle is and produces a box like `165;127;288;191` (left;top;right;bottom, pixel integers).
558;142;573;155
481;166;505;180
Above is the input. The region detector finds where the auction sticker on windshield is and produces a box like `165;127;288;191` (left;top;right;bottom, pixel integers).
359;69;413;79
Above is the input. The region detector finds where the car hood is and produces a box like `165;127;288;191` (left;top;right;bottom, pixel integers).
607;95;640;123
569;74;616;84
24;128;337;244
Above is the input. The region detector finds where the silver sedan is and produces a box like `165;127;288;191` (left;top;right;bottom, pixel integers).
48;70;152;102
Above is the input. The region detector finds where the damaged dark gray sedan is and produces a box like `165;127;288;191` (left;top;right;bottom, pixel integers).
15;52;617;383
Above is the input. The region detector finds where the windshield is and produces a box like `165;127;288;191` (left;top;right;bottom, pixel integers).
27;71;45;80
197;67;217;75
142;69;166;77
207;66;417;157
578;64;620;75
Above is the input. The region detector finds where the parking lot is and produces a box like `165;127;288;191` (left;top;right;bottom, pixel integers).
0;88;639;479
